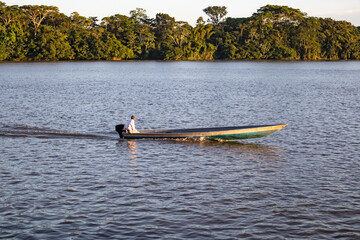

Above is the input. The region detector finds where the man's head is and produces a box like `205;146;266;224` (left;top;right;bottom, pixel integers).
131;115;136;120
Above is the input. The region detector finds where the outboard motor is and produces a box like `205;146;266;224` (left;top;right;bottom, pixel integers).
115;124;126;138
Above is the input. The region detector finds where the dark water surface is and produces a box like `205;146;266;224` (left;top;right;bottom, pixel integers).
1;61;359;239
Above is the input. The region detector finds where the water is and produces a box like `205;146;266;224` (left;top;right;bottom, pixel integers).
0;61;359;239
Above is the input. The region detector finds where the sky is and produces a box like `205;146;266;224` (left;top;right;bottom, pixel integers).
3;0;360;26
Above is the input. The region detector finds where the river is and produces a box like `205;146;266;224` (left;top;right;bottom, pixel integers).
0;61;359;239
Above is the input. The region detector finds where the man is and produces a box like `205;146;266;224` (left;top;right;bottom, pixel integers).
126;115;139;133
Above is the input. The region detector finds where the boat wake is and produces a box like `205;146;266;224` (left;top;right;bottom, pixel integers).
0;124;116;140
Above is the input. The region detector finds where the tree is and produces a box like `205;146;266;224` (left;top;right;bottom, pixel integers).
21;5;58;38
188;22;215;60
291;17;322;60
130;8;148;24
320;18;360;60
70;12;92;28
89;16;99;28
0;2;21;26
196;17;205;25
101;14;137;50
203;6;227;26
129;8;155;58
0;3;27;60
26;26;74;60
252;5;306;25
101;33;134;60
152;13;176;59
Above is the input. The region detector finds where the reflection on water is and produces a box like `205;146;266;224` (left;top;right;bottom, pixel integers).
179;138;282;158
127;140;137;159
126;140;139;178
121;138;283;163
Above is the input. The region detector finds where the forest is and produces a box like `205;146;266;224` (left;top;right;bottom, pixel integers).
1;2;360;61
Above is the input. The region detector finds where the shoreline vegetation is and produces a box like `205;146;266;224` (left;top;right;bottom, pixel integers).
1;2;360;62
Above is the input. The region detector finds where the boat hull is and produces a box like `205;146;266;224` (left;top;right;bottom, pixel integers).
120;124;287;140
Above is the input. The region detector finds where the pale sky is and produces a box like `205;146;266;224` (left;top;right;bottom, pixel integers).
3;0;360;26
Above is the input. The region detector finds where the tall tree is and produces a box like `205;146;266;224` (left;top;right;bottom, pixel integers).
203;6;227;26
20;5;58;37
153;13;176;59
129;8;155;58
253;5;306;24
130;8;148;24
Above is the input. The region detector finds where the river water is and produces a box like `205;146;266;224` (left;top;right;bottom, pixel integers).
0;61;359;239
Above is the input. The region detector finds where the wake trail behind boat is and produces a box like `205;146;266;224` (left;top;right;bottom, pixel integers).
0;124;117;140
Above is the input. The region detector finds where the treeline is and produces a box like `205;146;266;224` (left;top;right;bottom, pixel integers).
1;2;360;61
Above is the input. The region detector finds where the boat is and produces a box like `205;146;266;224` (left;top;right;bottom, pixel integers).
115;124;287;140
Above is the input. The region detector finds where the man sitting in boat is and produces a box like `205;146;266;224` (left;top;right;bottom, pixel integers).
126;115;139;134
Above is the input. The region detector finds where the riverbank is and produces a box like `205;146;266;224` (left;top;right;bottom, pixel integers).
1;3;359;62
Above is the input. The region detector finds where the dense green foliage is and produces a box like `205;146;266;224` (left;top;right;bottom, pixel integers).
1;2;359;61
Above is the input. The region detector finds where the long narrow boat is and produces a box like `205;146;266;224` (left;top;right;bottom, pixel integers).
115;124;287;140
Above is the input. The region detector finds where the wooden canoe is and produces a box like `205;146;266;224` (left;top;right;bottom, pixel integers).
116;124;287;140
